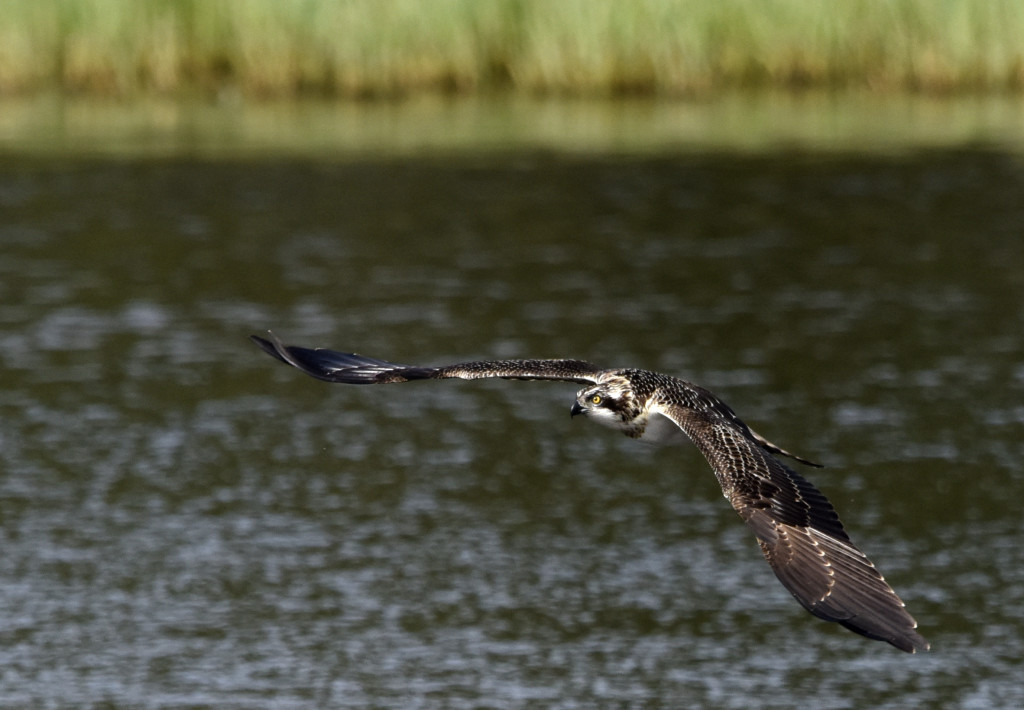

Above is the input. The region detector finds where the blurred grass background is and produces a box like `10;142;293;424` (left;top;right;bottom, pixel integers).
0;0;1022;98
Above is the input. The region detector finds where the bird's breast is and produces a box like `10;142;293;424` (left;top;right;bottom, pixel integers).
633;411;690;446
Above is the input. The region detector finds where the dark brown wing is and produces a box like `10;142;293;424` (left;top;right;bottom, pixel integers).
250;332;602;385
659;401;928;653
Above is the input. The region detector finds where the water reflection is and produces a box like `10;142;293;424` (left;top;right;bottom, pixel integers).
2;94;1024;157
1;148;1023;707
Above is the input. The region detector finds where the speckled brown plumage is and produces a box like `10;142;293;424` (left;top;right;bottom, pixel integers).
251;332;928;653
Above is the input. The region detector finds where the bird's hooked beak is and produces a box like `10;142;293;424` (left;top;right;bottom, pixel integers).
570;401;584;418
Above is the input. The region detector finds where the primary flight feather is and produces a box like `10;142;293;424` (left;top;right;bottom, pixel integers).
251;331;928;653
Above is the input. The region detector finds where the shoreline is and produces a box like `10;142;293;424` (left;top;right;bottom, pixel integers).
1;1;1022;99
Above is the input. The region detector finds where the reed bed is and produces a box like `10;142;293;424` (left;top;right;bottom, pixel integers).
1;0;1021;97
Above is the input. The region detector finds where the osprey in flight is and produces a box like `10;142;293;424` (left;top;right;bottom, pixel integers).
251;332;928;653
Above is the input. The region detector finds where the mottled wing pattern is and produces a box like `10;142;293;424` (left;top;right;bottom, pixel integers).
658;397;928;653
250;333;602;385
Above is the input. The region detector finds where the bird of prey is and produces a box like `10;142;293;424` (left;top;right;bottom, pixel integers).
251;332;928;653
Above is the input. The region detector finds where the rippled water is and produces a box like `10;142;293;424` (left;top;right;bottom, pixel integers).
2;147;1024;708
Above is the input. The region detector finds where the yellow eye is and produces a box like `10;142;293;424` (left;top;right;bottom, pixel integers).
591;394;603;405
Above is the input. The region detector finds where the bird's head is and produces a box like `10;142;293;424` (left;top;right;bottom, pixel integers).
570;376;638;431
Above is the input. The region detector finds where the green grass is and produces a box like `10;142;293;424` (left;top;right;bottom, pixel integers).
1;0;1022;97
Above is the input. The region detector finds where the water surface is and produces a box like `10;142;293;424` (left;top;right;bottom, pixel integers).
1;102;1023;708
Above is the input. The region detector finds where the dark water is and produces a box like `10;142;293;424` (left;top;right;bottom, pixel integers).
1;147;1023;708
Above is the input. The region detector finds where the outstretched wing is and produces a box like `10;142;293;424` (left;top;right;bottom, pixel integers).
657;400;928;653
250;332;602;385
